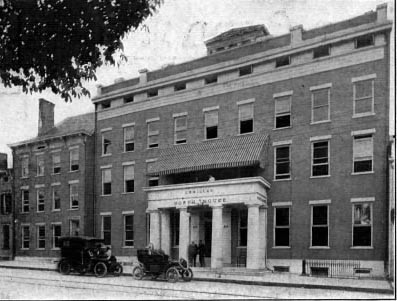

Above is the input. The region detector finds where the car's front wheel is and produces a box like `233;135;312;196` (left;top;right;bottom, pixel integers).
59;260;71;275
113;263;123;277
132;266;144;280
181;268;193;282
166;267;179;283
94;262;107;278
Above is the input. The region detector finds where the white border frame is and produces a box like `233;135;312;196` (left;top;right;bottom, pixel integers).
273;205;291;248
273;144;291;181
352;133;374;175
204;109;219;141
311;85;331;124
351;202;373;249
311;139;330;178
353;76;375;118
310;204;330;249
123;213;135;248
123;163;135;194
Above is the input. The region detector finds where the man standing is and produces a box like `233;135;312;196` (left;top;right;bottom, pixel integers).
188;241;197;267
198;240;205;267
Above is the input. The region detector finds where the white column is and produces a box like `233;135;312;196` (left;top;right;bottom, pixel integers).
246;204;261;269
211;205;223;268
179;207;190;261
149;210;161;249
259;207;267;269
190;212;200;244
222;208;232;265
160;210;171;255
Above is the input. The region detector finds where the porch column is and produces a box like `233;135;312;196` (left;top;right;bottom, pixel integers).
222;208;232;265
258;206;267;269
190;212;200;244
211;204;223;268
179;207;190;261
246;204;261;269
149;210;161;249
160;210;171;255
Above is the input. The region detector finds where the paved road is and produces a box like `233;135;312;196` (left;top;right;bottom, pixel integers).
0;268;391;300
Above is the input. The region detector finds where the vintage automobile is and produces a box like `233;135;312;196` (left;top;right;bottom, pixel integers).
132;248;193;282
57;236;123;278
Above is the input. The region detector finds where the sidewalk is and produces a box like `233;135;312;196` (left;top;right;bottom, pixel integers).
0;258;393;295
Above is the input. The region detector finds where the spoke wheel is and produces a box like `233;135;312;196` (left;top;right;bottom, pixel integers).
132;266;144;280
94;262;108;278
59;261;71;275
182;268;193;282
113;263;123;277
166;267;179;283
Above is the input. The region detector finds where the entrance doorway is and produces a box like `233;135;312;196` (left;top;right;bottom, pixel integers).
2;224;10;250
204;221;212;257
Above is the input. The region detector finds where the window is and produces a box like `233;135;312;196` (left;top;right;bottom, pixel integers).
312;141;329;177
52;153;61;174
36;224;45;249
313;45;330;58
21;225;30;249
275;146;291;180
311;205;328;247
276;55;290;68
148;177;159;187
174;115;187;144
69;219;80;236
21;189;29;213
204;75;217;85
275;95;291;129
102;132;112;155
70;183;79;209
239;65;252;77
274;207;290;247
170;211;179;246
355;34;374;49
21;156;29;177
102;168;112;195
37;188;45;212
124;95;134;103
238;103;254;134
147;160;159;187
52;186;61;211
312;88;330;123
70;148;79;171
101;102;110;109
36;155;44;176
124;165;135;193
124;215;134;247
353;203;372;247
102;215;111;245
124;126;135;152
52;224;61;249
238;209;248;246
2;224;10;250
147;89;158;98
174;83;186;91
353;134;373;173
353;79;374;116
0;193;11;215
205;110;218;140
147;120;159;148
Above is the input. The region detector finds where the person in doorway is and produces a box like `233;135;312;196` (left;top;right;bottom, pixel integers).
198;240;205;267
188;241;198;267
208;175;215;182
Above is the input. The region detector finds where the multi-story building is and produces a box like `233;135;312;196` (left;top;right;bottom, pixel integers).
9;99;95;258
92;4;392;277
0;153;13;260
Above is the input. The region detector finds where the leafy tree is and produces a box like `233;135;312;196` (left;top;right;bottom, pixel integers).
0;0;161;101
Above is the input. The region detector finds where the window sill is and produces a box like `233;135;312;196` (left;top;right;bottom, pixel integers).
122;246;135;249
204;137;220;142
35;175;44;178
52;209;61;212
353;112;375;118
273;126;292;131
21;176;29;179
122;192;135;195
68;208;79;211
310;175;330;179
69;170;80;173
51;248;60;251
51;173;61;176
238;132;254;136
310;120;331;125
350;246;373;249
122;151;135;154
101;154;112;157
21;248;29;250
20;212;29;214
36;211;45;213
273;246;291;249
273;178;291;182
351;171;374;175
309;246;330;249
100;194;112;197
36;248;45;251
147;147;159;150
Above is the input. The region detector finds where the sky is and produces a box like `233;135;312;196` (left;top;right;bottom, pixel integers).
0;0;394;167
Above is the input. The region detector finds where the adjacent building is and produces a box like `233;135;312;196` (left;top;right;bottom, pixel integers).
0;153;13;259
9;99;95;258
92;4;392;277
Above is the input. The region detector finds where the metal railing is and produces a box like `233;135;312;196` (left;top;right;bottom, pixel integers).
304;259;360;278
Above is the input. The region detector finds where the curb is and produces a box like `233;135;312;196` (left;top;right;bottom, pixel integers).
0;264;393;295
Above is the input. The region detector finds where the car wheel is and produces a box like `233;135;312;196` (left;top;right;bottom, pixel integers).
182;268;193;282
94;262;108;278
59;260;71;275
132;266;144;280
166;267;179;283
113;263;123;277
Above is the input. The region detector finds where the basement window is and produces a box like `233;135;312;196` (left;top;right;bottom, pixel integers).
355;34;374;49
147;89;158;98
174;83;186;92
204;75;218;85
239;65;253;77
311;267;329;277
273;266;290;273
101;102;111;109
276;56;290;68
313;45;330;59
124;95;134;103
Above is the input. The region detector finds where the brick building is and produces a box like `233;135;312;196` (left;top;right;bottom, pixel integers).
92;5;392;277
9;99;95;258
0;153;13;259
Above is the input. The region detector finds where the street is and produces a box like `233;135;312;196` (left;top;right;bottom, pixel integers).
0;268;392;300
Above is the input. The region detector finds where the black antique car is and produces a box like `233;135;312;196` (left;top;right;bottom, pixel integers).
57;236;123;278
132;247;193;282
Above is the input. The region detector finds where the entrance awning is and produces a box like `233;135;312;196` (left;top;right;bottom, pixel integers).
148;131;268;176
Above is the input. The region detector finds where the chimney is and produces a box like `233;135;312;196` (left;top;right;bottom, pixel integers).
96;84;103;96
376;3;388;23
139;68;148;84
290;25;303;45
38;98;55;136
0;153;7;171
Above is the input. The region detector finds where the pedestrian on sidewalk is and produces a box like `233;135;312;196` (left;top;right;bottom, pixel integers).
188;241;198;267
198;240;205;267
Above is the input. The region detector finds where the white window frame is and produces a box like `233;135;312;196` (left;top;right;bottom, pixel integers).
21;224;30;250
101;130;112;156
123;125;135;152
352;133;374;174
238;100;254;135
123;163;135;193
36;223;46;250
310;84;331;124
36;154;45;176
174;114;187;145
52;184;61;211
51;223;62;250
52;152;61;174
21;189;29;213
101;166;112;196
123;214;134;247
21;156;29;178
310;204;329;248
273;206;291;248
273;143;291;181
311;139;330;178
69;147;79;171
204;108;219;140
147;119;160;149
274;91;292;130
353;75;375;118
69;183;79;210
351;201;373;248
69;219;80;236
101;214;112;245
36;188;45;212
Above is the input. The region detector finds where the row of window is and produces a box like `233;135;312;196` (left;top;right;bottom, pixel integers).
273;202;373;248
274;130;375;180
20;147;79;178
20;182;79;213
101;74;376;155
111;34;375;107
0;193;12;215
98;214;135;247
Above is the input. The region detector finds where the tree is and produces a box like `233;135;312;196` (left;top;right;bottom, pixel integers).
0;0;162;101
